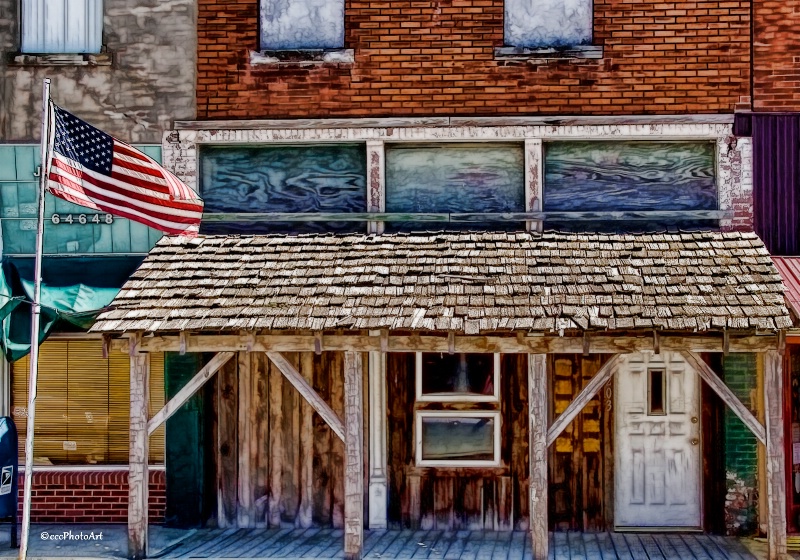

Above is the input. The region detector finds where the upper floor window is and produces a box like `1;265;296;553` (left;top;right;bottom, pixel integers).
21;0;102;54
504;0;592;47
260;0;344;50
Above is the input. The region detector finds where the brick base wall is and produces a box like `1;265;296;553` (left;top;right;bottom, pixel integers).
723;354;759;536
16;470;165;524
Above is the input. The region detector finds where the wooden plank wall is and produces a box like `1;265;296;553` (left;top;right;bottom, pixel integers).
215;351;362;528
549;355;609;532
386;354;530;530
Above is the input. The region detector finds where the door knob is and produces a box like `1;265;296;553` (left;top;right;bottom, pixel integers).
691;417;698;424
691;438;699;446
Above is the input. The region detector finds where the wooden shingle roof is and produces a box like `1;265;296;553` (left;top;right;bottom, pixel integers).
90;231;792;334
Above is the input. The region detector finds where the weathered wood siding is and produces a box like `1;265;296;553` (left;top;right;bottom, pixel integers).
549;355;610;532
387;353;530;530
214;351;364;528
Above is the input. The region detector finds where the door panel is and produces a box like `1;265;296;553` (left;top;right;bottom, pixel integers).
615;352;702;529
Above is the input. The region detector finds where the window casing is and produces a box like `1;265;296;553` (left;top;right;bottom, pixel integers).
504;0;592;48
260;0;344;50
414;353;501;467
12;338;165;465
21;0;102;54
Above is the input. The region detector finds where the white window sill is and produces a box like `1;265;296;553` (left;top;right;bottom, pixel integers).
250;49;354;66
494;45;603;62
19;464;165;473
9;52;112;67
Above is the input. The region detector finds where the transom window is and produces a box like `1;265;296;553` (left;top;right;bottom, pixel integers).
414;352;501;467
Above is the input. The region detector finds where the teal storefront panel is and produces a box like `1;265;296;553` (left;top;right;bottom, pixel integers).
0;145;164;256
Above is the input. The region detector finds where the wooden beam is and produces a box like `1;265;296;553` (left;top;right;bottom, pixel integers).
147;352;235;435
343;352;364;560
680;351;766;445
546;354;621;447
529;354;548;560
296;352;315;528
764;350;788;560
128;334;149;560
115;333;780;355
266;352;345;442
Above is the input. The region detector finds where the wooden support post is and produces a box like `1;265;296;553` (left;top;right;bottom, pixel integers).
546;354;621;446
128;334;149;560
217;357;238;528
529;354;548;560
765;350;788;560
237;352;255;528
368;347;388;528
344;352;364;560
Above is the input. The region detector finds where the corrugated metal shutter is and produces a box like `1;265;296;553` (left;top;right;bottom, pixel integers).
13;339;165;464
21;0;102;54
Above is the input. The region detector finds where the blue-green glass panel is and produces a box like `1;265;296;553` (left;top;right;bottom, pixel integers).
421;415;495;461
385;144;525;231
544;141;717;232
200;144;367;234
0;145;164;256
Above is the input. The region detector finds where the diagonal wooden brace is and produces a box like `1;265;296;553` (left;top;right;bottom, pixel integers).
680;351;765;445
266;351;345;442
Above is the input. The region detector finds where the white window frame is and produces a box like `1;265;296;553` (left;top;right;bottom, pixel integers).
21;0;103;54
415;410;502;468
415;352;500;403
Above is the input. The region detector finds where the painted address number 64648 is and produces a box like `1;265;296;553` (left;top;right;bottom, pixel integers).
50;213;114;225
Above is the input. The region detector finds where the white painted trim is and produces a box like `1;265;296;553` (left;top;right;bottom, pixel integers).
415;352;500;403
367;346;388;529
18;464;166;473
415;410;502;467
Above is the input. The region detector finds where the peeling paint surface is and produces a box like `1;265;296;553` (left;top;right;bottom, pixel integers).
0;0;196;143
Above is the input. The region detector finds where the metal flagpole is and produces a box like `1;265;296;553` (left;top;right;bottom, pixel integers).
19;77;51;560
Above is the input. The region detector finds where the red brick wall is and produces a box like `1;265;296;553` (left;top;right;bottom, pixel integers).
753;0;800;111
16;470;165;524
198;0;751;119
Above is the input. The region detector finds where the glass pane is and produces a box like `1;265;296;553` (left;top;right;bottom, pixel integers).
385;144;525;232
504;0;592;47
544;141;717;232
648;369;666;416
261;0;344;49
420;415;495;462
420;353;495;397
200;144;367;234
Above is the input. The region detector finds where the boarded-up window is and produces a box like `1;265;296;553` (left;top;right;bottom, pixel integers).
200;144;367;234
504;0;592;47
260;0;344;50
385;144;525;231
544;141;717;232
0;145;163;255
21;0;102;54
12;339;165;465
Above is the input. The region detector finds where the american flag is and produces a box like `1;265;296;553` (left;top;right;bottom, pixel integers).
46;103;203;236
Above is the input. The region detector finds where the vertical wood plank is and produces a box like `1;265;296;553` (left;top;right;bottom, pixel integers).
217;357;238;527
497;476;513;531
313;352;332;525
268;354;284;527
297;352;315;527
764;350;787;560
407;474;421;529
128;335;149;560
332;352;346;528
282;354;301;522
368;348;388;528
434;478;454;529
344;351;365;560
253;353;270;528
238;351;255;527
510;355;530;530
529;353;548;560
602;370;615;531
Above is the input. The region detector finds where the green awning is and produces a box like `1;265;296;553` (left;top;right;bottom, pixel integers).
0;258;140;362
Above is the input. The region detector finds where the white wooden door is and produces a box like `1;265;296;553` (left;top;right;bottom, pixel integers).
614;351;702;529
